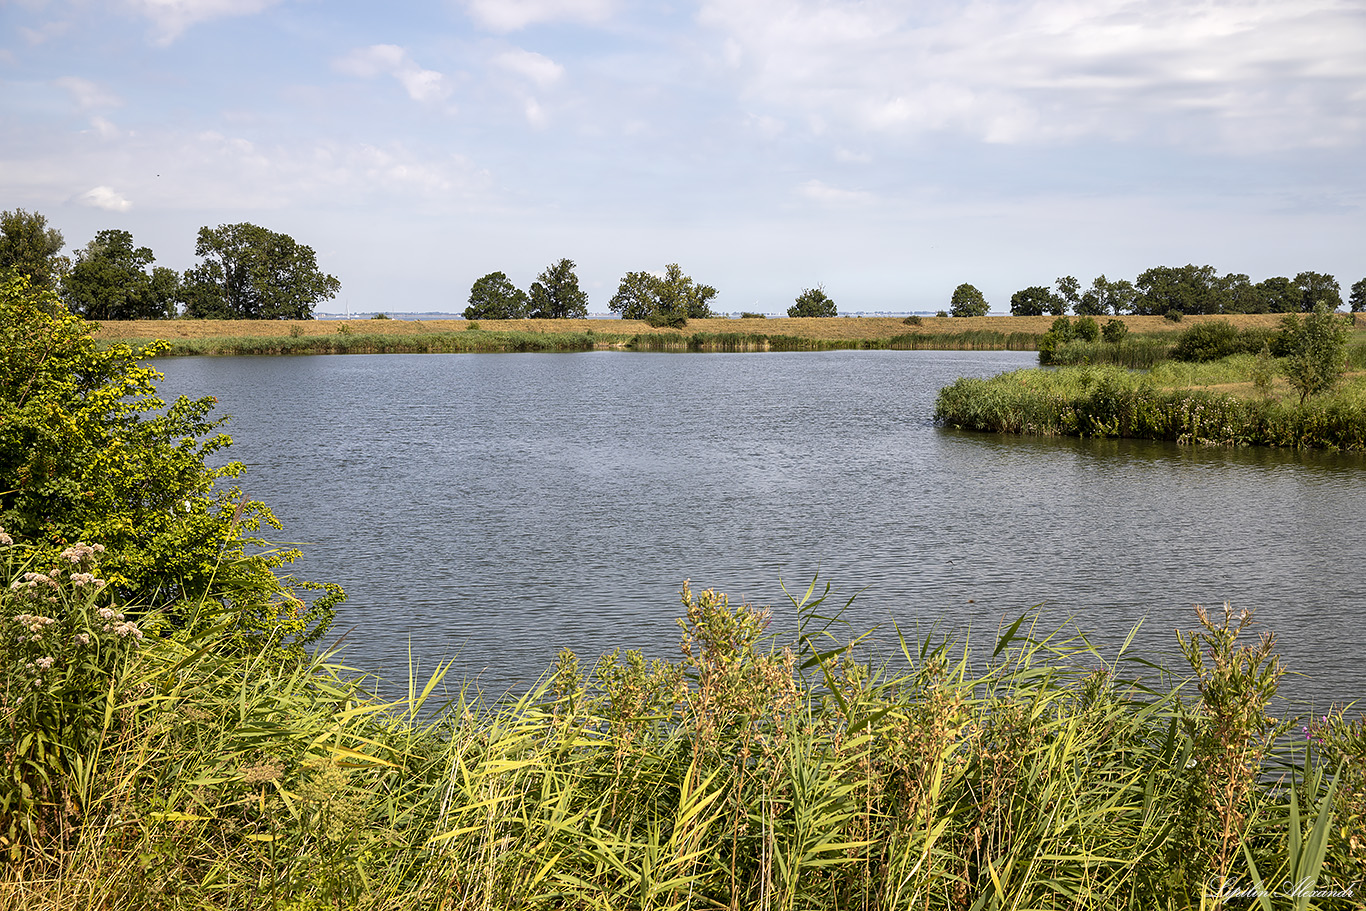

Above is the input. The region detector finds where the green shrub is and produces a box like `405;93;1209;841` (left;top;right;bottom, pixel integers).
1073;315;1100;342
644;309;687;328
1102;318;1129;344
1172;320;1242;361
0;275;341;651
1164;309;1184;322
902;314;922;326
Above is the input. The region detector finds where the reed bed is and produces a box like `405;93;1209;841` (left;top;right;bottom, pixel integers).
936;364;1366;450
3;534;1363;911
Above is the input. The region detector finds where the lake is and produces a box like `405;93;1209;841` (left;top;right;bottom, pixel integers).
154;350;1366;710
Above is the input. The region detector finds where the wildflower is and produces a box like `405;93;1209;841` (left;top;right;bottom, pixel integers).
0;528;11;547
113;621;143;640
98;607;122;621
71;572;95;586
34;657;54;671
74;633;91;646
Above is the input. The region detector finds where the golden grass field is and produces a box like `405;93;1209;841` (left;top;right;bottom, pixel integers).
94;312;1358;344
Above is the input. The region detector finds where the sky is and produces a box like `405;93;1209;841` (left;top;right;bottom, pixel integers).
2;0;1364;315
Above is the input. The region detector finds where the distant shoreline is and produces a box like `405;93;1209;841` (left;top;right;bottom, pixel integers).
93;313;1321;357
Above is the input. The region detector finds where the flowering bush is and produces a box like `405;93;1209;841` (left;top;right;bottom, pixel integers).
0;530;145;856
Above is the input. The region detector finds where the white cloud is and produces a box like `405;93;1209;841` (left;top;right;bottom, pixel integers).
797;179;876;207
56;76;121;110
89;116;121;139
128;0;283;45
76;185;132;211
462;0;612;32
494;48;565;88
699;0;1366;152
336;45;453;105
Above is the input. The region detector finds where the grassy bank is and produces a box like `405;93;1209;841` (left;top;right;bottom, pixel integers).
90;314;1302;356
936;362;1366;450
3;533;1364;910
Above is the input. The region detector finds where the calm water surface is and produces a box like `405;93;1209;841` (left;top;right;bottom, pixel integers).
155;350;1366;709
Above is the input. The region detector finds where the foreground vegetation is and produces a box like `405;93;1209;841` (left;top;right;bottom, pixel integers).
3;534;1364;910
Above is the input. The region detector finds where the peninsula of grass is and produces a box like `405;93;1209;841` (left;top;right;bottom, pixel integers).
91;313;1303;357
935;356;1366;450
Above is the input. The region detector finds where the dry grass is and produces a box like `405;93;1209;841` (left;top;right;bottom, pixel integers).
94;313;1360;344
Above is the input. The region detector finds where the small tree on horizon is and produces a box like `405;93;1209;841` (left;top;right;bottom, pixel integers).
949;283;989;317
788;285;836;318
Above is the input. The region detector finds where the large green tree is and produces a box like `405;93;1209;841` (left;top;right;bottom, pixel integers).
62;229;180;320
1009;286;1058;316
788;285;836;318
949;283;989;317
528;258;589;319
1078;275;1139;316
1350;278;1366;313
1256;276;1300;314
1133;264;1224;315
609;264;717;324
0;274;340;646
181;223;340;319
1293;271;1341;312
464;271;529;320
0;208;66;290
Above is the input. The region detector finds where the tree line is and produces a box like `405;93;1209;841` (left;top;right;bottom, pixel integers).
951;267;1366;318
0;209;340;320
1;208;840;322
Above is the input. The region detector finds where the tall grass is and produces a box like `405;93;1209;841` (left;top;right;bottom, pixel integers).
1044;336;1172;369
143;329;605;356
936;365;1366;450
3;533;1363;910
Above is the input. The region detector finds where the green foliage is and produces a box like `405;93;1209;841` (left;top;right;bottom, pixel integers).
463;271;529;320
61;229;178;320
787;285;836;318
1293;271;1342;312
0;537;147;855
0;209;66;291
948;282;988;317
609;263;717;322
4;558;1359;910
370;312;390;319
740;311;766;319
1009;284;1060;316
528;258;589;319
1165;309;1183;322
936;363;1366;449
1102;318;1129;344
1073;314;1099;341
0;275;340;648
1280;303;1352;403
181;223;340;320
902;314;922;326
1350;278;1366;313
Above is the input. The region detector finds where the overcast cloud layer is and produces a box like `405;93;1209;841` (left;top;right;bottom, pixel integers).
2;0;1363;313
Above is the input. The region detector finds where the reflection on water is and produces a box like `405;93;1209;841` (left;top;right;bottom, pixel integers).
154;350;1366;709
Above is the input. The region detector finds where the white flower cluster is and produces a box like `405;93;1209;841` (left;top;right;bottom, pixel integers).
0;527;12;548
98;607;142;640
13;613;56;642
60;542;105;565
